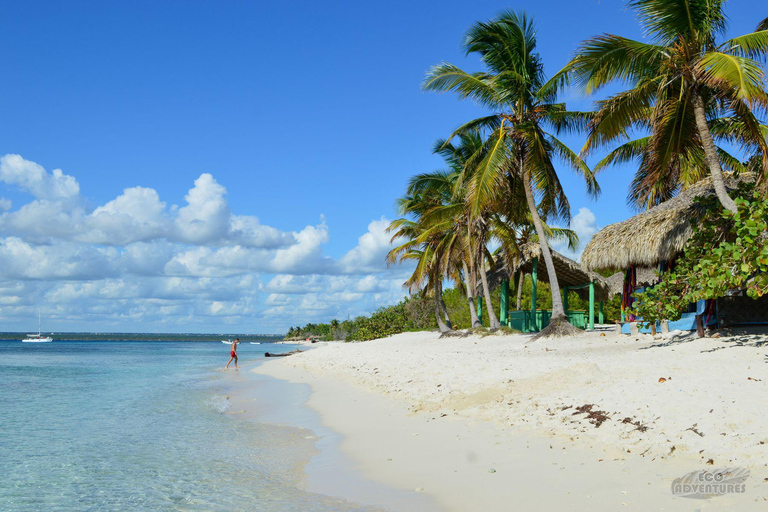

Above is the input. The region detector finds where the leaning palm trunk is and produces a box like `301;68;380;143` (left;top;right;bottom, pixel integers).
440;294;452;328
478;256;501;330
516;270;524;310
433;271;452;333
522;175;565;317
462;261;482;328
691;91;738;213
522;174;580;340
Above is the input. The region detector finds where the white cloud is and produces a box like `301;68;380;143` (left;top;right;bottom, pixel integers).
551;207;598;261
339;217;394;274
0;154;79;200
0;154;412;332
175;173;230;244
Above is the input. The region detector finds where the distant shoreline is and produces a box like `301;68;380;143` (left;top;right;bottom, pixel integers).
0;332;284;342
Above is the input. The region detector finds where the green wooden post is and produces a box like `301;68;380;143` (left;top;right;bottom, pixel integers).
531;258;538;330
562;286;569;312
588;281;595;330
500;279;509;326
599;301;604;324
477;296;483;325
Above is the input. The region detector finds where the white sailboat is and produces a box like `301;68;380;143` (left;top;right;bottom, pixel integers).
23;310;53;343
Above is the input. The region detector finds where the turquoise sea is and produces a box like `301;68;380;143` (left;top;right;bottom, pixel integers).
0;340;376;511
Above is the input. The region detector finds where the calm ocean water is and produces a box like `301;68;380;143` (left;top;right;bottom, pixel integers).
0;340;377;512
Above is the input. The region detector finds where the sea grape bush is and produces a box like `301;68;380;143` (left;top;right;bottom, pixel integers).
632;188;768;324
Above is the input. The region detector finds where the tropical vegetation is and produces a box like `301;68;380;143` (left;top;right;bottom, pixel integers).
293;2;768;341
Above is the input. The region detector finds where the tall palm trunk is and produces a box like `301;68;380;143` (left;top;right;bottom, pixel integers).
522;173;566;318
433;270;452;333
440;294;452;328
516;270;524;310
691;91;738;213
462;260;482;327
478;259;501;329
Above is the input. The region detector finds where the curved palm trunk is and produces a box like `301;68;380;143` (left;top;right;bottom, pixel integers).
516;270;524;310
691;91;738;213
462;261;482;327
478;259;501;329
440;294;452;328
522;175;566;318
433;271;452;334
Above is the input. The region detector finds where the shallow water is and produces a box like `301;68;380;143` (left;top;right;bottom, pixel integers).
0;340;378;511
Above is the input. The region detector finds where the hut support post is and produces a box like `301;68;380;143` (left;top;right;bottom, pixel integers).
695;315;704;338
598;302;604;324
500;280;509;327
477;297;483;326
531;258;538;330
588;281;595;330
562;287;569;312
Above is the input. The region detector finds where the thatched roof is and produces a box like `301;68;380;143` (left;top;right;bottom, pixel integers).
581;175;749;272
605;267;659;297
490;243;611;302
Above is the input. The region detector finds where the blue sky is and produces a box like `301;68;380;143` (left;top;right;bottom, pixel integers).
0;0;762;332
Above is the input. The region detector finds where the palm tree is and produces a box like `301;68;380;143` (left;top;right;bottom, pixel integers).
492;218;580;310
592;119;755;209
387;204;455;334
558;0;768;213
423;11;599;335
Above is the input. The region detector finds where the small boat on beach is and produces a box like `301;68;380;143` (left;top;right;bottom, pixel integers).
23;310;53;343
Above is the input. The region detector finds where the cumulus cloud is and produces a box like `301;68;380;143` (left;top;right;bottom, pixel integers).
339;217;395;274
551;207;599;261
0;154;410;332
0;154;80;200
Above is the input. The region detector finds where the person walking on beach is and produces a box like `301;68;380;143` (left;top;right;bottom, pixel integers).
225;338;240;370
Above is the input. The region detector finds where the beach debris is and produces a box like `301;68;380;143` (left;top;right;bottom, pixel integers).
415;488;424;492
658;377;666;383
264;349;304;358
488;468;496;473
748;377;762;382
621;417;649;432
572;404;611;427
706;459;714;465
686;424;705;437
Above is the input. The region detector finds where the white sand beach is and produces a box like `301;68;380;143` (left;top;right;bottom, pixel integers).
255;329;768;511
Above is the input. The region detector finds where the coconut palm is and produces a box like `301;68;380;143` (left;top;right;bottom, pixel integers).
423;11;599;335
492;218;580;310
557;0;768;213
593;121;753;209
387;183;455;334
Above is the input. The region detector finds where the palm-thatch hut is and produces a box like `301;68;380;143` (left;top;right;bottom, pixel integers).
582;174;767;333
492;243;611;332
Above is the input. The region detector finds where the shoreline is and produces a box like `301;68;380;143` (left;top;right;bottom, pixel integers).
227;358;437;511
252;330;768;511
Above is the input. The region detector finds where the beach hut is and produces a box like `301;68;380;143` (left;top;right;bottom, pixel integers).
581;174;768;334
492;243;611;333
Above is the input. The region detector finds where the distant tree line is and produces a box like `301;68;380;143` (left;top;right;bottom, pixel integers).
284;281;621;342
